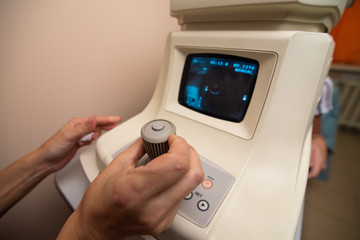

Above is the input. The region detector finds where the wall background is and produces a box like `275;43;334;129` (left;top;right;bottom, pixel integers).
0;1;178;239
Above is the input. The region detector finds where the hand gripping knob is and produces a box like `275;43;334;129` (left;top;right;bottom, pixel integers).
141;119;176;159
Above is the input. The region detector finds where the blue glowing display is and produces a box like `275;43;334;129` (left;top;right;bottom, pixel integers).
178;54;259;122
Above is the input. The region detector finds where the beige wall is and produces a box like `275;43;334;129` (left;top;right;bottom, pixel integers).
0;1;179;239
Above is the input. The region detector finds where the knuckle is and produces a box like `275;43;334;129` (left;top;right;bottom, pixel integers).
136;214;158;233
170;153;190;173
69;117;81;127
192;169;205;185
170;135;186;145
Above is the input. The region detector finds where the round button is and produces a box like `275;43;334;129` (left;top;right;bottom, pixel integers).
141;119;176;144
202;179;213;189
197;200;209;211
184;192;193;200
151;122;165;131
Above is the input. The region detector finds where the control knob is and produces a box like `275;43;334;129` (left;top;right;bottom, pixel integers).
140;119;176;159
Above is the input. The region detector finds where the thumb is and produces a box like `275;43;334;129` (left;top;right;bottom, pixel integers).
112;138;146;168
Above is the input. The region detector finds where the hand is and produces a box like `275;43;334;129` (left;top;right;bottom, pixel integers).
0;115;121;217
308;134;327;179
58;135;204;240
40;116;121;173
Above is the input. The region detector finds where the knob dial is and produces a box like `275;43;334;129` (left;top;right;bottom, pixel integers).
141;119;176;159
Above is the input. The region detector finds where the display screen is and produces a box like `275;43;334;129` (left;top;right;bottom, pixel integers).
178;54;259;122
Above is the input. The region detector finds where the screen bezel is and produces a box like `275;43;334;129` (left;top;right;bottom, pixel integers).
163;46;277;140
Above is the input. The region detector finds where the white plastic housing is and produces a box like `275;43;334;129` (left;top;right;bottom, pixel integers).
171;0;347;32
82;30;334;240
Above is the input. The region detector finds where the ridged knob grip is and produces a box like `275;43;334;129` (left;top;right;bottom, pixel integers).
141;119;176;159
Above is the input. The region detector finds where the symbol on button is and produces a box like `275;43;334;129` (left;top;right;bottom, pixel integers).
202;179;213;189
184;192;193;200
197;200;209;211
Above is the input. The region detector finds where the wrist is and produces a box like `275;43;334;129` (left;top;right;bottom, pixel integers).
31;146;56;176
36;141;71;174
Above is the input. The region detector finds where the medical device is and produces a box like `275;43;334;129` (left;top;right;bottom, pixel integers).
56;0;347;239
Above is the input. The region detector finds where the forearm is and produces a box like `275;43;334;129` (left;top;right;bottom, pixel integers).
0;147;52;217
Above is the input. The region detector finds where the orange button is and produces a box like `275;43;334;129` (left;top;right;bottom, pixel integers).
202;179;213;189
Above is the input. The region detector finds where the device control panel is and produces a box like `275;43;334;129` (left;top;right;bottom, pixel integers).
178;155;235;227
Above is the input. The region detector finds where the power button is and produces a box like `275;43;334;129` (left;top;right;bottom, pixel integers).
202;179;213;189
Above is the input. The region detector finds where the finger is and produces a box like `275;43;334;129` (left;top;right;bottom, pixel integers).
95;115;122;124
112;138;146;169
145;135;191;172
129;192;182;236
149;199;182;235
152;145;203;203
130;136;192;196
72;116;121;143
163;200;182;229
93;116;122;131
135;147;203;233
91;131;101;141
135;141;203;206
308;164;321;179
55;116;94;144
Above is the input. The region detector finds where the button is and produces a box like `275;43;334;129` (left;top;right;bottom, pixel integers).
151;122;165;131
197;200;209;211
202;179;213;189
184;192;193;200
